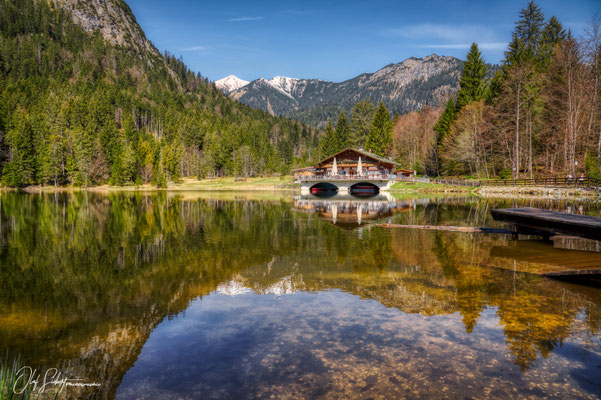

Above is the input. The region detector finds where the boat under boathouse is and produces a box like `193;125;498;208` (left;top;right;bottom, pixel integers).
292;148;407;195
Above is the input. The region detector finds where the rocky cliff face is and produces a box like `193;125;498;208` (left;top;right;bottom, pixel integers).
53;0;159;57
218;55;464;127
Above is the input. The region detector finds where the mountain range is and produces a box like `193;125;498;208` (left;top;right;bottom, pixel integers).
215;55;465;127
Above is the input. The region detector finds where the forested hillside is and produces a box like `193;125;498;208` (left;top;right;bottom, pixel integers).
0;0;320;187
389;2;601;179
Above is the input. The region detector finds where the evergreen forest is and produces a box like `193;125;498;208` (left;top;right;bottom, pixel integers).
0;0;320;187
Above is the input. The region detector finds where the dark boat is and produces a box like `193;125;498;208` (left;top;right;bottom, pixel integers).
351;185;379;195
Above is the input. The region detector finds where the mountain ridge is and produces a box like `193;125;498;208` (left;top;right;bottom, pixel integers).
215;54;464;127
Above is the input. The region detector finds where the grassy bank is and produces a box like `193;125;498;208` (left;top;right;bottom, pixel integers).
390;181;477;193
17;176;299;192
390;181;601;198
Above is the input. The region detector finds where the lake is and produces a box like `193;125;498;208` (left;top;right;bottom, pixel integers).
1;191;600;399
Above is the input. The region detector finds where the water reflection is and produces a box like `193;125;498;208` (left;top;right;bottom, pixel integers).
0;192;600;399
293;193;425;228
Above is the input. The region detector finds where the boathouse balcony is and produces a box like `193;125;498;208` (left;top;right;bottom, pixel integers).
298;174;396;181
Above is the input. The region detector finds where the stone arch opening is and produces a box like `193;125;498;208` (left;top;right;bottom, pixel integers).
350;182;380;196
309;182;339;197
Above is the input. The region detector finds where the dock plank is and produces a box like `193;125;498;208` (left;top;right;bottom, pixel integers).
491;207;601;240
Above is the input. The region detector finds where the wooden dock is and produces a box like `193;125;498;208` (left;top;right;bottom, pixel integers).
491;207;601;241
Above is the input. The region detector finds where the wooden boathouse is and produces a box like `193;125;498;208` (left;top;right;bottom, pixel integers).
293;148;406;195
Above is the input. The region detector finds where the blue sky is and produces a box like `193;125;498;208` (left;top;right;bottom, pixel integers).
126;0;599;82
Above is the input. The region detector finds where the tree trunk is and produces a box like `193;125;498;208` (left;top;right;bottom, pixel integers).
514;82;521;179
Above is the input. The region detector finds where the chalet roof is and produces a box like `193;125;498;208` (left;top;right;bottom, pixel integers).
316;148;399;167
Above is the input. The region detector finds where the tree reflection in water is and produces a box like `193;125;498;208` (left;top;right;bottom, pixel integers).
0;192;599;398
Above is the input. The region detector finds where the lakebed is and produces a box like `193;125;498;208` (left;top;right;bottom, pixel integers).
1;191;600;399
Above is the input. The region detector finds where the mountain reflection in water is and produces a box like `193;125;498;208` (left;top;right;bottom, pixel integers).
0;192;600;399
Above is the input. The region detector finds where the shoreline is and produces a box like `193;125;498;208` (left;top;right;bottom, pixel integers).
4;178;599;199
14;177;300;193
475;185;600;199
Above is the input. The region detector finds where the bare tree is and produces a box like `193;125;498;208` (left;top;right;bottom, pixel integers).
441;100;494;177
392;106;441;173
582;15;601;161
546;36;590;176
496;63;538;178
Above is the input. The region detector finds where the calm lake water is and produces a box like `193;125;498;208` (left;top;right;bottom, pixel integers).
1;191;601;399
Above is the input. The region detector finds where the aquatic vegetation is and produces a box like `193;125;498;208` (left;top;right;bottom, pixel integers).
0;354;59;400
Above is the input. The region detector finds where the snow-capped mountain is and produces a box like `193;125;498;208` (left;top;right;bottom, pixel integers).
214;55;498;127
265;76;301;99
214;75;250;94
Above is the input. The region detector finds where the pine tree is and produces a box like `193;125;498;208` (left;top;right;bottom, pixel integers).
350;100;376;148
505;32;527;66
540;16;566;65
2;108;35;187
434;98;456;139
366;102;393;157
456;43;488;109
486;70;504;104
72;126;96;186
515;1;545;61
433;98;456;174
434;98;456;146
320;120;337;157
542;16;566;46
334;111;349;151
40;100;67;185
122;142;138;183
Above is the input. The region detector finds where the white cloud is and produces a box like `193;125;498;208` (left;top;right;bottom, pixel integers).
227;16;264;22
384;23;500;43
181;46;207;52
418;42;508;50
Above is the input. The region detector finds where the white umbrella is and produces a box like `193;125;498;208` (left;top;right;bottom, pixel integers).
332;157;338;176
357;156;362;176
